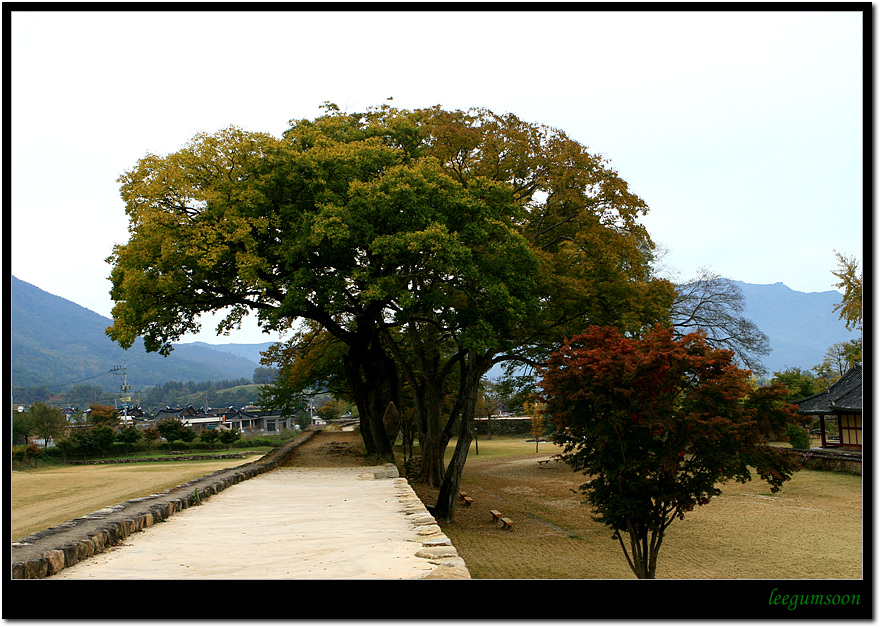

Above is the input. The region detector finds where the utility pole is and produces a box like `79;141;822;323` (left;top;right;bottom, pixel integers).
111;364;131;427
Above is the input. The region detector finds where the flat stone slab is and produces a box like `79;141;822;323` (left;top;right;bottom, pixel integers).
415;546;460;560
422;536;452;545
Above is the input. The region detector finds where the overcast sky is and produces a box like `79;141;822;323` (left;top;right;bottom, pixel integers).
10;8;864;346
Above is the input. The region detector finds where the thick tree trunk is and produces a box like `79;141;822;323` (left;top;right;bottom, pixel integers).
432;351;492;523
417;381;447;487
380;327;461;488
343;334;399;459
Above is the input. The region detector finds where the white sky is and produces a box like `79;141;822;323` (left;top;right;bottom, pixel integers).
10;9;865;346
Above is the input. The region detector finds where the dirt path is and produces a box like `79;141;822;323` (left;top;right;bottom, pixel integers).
282;429;368;467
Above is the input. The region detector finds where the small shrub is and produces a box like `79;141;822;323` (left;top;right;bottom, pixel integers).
53;437;77;462
25;443;43;467
199;429;221;450
404;456;422;479
219;429;241;450
240;431;299;448
117;426;142;453
12;446;27;468
786;424;812;450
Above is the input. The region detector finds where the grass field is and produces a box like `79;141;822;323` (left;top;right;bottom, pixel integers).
9;432;862;579
407;436;863;579
10;454;263;541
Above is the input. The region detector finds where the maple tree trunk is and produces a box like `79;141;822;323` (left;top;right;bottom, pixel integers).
618;520;664;579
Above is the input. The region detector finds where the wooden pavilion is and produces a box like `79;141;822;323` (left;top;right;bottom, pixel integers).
795;363;863;451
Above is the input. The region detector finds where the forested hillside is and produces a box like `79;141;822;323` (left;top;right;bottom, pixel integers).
10;276;262;390
10;275;856;396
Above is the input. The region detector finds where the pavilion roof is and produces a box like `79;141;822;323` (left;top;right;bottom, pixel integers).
795;363;862;415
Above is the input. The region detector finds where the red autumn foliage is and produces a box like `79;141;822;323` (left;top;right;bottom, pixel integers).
539;324;800;578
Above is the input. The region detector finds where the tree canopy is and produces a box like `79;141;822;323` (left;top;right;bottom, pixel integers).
88;403;119;427
831;251;862;332
106;103;672;520
669;267;770;375
539;325;800;579
28;402;67;448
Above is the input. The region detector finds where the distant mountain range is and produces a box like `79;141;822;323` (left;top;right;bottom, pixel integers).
730;281;858;374
9;275;858;391
9;276;265;391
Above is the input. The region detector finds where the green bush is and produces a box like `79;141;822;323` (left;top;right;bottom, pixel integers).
240;431;300;448
11;446;27;468
404;456;422;478
198;429;221;450
786;424;812;450
25;443;43;467
118;426;143;451
219;429;241;450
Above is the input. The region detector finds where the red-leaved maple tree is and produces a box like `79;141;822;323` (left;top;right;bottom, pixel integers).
539;325;800;579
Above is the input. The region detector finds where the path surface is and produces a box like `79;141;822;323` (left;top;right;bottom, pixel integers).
49;431;468;579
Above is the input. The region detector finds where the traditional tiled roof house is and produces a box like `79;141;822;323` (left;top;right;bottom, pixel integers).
154;405;200;421
796;364;863;451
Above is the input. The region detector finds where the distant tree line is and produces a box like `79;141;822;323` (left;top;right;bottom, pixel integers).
11;403;248;464
11;367;279;413
139;377;254;408
12;384;112;407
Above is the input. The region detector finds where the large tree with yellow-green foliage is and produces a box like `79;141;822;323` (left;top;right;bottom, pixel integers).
107;103;672;521
28;402;67;449
831;250;862;333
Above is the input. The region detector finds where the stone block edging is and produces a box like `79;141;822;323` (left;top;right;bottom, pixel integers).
11;431;318;579
67;452;263;464
385;474;470;579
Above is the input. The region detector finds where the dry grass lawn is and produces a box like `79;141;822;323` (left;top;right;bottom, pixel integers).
9;431;862;581
10;455;263;541
409;436;863;579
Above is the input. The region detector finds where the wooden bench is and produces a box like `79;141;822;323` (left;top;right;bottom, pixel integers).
462;496;474;506
499;517;514;530
490;509;502;523
537;459;552;465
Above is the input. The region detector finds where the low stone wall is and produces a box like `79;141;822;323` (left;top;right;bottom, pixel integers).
775;446;863;475
11;431;318;579
67;452;263;464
